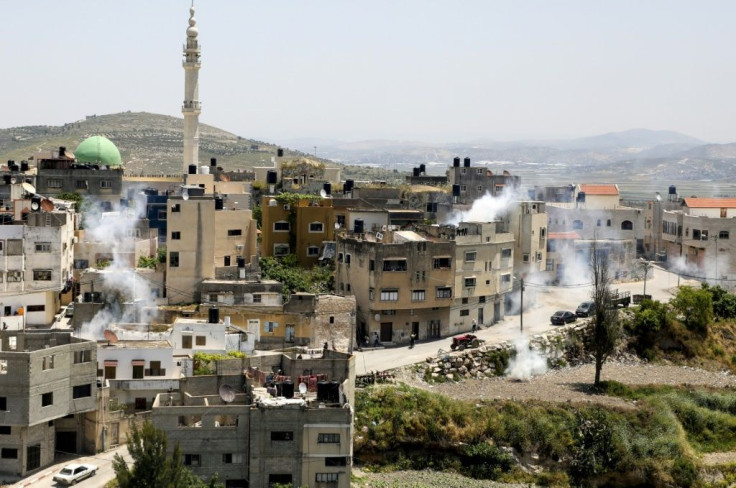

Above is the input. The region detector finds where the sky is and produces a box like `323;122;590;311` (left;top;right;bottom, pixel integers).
3;1;736;144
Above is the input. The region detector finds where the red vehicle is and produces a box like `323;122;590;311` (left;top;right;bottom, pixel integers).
450;334;485;351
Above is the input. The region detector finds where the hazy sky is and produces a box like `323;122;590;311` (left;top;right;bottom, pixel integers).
3;1;735;144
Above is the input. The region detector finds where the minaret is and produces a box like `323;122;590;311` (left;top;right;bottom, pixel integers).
182;4;201;175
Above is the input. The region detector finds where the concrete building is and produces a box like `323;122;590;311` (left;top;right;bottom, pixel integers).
151;350;354;488
0;331;97;477
166;191;257;304
73;214;158;270
661;197;736;286
448;157;521;206
0;209;76;326
504;201;548;277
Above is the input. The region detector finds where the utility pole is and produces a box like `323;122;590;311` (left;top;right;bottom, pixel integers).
520;277;524;334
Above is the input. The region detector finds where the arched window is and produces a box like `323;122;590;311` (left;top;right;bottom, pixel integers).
572;220;583;230
719;230;730;239
621;220;633;231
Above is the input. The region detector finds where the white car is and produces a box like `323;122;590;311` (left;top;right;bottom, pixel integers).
52;463;97;485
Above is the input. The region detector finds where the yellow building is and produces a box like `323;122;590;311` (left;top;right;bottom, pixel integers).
166;193;257;304
261;195;335;267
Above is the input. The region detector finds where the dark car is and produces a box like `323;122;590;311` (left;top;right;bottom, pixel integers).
551;311;577;325
575;301;595;317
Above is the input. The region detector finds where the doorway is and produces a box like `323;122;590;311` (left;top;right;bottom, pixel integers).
380;322;392;342
26;444;41;471
427;320;440;338
477;308;484;327
411;322;419;338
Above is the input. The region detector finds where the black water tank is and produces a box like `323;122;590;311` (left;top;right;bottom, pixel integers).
214;197;224;210
277;148;284;157
275;382;283;397
453;157;460;167
419;164;426;174
412;167;420;177
209;307;220;324
282;380;294;399
577;191;586;202
20;161;29;172
344;179;354;192
669;185;677;195
452;184;461;197
188;164;197;175
323;183;331;195
237;256;246;268
463;157;471;167
316;381;329;402
354;219;364;234
266;170;278;184
2;175;10;185
328;380;341;403
210;157;217;166
8;163;19;172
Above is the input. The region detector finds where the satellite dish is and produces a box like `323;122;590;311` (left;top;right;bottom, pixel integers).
319;189;327;198
30;199;41;212
182;189;189;201
22;182;36;194
103;330;119;344
298;382;307;395
374;314;381;321
219;384;236;403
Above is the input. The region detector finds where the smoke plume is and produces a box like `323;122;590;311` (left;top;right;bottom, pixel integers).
505;334;548;381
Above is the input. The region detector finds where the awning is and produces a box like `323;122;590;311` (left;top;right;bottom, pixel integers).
131;360;146;367
103;360;118;367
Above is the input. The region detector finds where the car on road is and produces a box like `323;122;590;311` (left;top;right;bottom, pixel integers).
575;301;595;317
65;303;75;318
550;310;577;325
52;463;97;485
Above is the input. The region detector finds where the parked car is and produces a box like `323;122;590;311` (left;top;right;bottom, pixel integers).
64;303;75;318
575;301;595;317
550;310;577;325
53;463;97;485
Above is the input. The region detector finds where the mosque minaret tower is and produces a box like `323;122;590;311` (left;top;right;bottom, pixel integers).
182;4;201;174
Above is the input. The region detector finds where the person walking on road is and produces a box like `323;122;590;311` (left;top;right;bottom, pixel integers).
409;333;415;349
471;319;477;333
373;332;380;348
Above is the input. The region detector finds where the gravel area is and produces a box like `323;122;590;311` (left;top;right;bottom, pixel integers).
395;362;736;409
351;468;528;488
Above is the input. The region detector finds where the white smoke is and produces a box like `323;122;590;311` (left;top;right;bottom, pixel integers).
79;188;159;340
443;186;522;226
505;334;548;381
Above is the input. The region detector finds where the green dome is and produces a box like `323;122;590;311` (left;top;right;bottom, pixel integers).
74;136;122;166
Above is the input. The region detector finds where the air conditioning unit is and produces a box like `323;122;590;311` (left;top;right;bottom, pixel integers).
236;244;244;250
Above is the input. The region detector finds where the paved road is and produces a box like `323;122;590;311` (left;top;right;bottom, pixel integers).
8;445;131;488
355;265;697;375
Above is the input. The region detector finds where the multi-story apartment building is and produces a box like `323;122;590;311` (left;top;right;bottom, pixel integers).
260;195;335;267
166;190;258;304
661;197;736;285
448;157;521;206
0;331;97;477
504;201;548;276
0;209;76;326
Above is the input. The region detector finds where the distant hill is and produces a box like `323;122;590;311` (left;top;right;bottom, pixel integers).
548;128;704;151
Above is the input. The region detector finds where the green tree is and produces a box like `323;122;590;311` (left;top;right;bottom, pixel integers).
113;421;221;488
671;285;713;335
589;243;622;387
138;255;158;269
628;299;670;359
702;283;736;320
157;246;167;264
252;205;262;229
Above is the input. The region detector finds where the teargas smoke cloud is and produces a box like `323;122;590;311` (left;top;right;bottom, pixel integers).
443;186;523;227
79;189;158;340
505;334;548;381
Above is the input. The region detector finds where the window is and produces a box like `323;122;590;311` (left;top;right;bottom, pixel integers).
75;180;88;189
522;253;529;263
35;242;51;253
719;231;729;239
572;220;583;230
0;397;5;410
546;259;554;271
224;256;231;266
465;251;476;262
75;259;89;269
0;426;10;435
171;203;181;213
460;309;470;316
274;244;290;256
380;289;398;301
369;288;375;300
227;229;242;236
461;297;468;304
412;290;426;301
169;252;179;267
222;453;243;464
182;335;192;349
171;231;181;240
158;210;168;219
309;222;324;232
461;185;467;191
1;448;18;459
27;305;45;312
72;384;92;399
369;259;375;271
196;336;206;346
271;431;294;441
252;294;262;303
132;365;144;379
501;274;511;283
184;454;201;466
464;277;476;287
264;321;278;333
209;293;218;303
33;269;52;281
307;246;320;257
597;219;601;227
274;221;290;232
433;257;451;269
501;248;512;258
47;179;63;189
100;180;113;189
42;392;53;407
477;185;483;192
135;398;147;410
476;168;483;174
318;433;341;443
345;254;351;264
316;473;339;483
479;295;486;303
436;287;452;298
269;475;293;485
607;219;611;227
42;355;55;370
382;259;407;271
149;361;163;376
415;270;425;281
621;220;633;231
325;457;348;467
